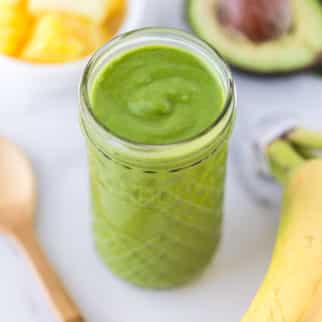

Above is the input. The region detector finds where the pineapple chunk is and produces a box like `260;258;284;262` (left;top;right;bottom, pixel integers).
103;0;126;34
29;0;114;24
0;0;20;5
106;0;126;18
21;12;109;63
0;0;31;56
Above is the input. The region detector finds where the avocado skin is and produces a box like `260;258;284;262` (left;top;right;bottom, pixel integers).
186;0;322;75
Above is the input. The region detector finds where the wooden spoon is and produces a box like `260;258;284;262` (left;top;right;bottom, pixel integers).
0;137;84;322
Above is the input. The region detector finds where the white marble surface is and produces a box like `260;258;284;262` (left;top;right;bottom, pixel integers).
1;1;322;321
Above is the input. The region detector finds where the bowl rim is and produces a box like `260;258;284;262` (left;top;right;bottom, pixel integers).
0;0;146;71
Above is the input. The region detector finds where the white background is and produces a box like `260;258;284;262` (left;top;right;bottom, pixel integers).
1;1;322;321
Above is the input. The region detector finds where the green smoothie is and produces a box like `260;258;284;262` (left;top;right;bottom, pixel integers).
90;46;225;144
81;30;235;288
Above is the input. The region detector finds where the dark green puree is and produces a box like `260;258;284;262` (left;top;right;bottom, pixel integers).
90;45;225;144
88;45;228;288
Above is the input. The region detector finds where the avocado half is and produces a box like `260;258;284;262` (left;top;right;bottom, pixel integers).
187;0;322;74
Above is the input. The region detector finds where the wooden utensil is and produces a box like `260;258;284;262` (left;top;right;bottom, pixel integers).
0;137;84;322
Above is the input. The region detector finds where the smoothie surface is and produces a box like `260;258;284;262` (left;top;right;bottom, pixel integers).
90;45;225;144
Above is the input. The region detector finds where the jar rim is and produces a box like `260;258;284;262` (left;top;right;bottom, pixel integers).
80;27;236;166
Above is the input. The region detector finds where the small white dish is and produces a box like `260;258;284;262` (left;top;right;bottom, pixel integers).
0;0;146;112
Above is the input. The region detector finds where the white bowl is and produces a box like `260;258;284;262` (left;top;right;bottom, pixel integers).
0;0;146;112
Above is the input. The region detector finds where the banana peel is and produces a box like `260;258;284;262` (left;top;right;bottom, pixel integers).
241;159;322;322
241;128;322;322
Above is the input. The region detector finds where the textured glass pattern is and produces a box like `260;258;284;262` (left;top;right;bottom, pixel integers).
88;142;228;288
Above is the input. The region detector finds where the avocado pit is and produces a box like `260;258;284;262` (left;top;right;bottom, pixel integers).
217;0;293;42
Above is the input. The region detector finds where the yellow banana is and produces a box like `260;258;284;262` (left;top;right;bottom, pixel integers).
241;159;322;322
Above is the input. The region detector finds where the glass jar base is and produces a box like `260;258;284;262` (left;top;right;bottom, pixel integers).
94;232;221;289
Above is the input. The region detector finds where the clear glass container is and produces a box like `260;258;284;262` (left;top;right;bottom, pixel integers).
80;28;236;288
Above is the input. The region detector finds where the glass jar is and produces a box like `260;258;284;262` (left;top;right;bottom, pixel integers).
80;28;236;288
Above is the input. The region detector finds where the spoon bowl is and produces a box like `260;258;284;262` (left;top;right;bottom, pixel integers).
0;137;85;322
0;137;35;233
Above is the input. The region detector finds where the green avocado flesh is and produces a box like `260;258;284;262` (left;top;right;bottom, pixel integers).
188;0;322;73
90;45;225;144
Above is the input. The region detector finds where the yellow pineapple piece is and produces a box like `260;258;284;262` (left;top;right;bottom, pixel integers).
106;0;126;17
0;0;31;56
21;12;109;63
29;0;126;25
103;0;126;35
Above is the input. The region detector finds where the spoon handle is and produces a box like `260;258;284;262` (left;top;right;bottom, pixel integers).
13;225;85;322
